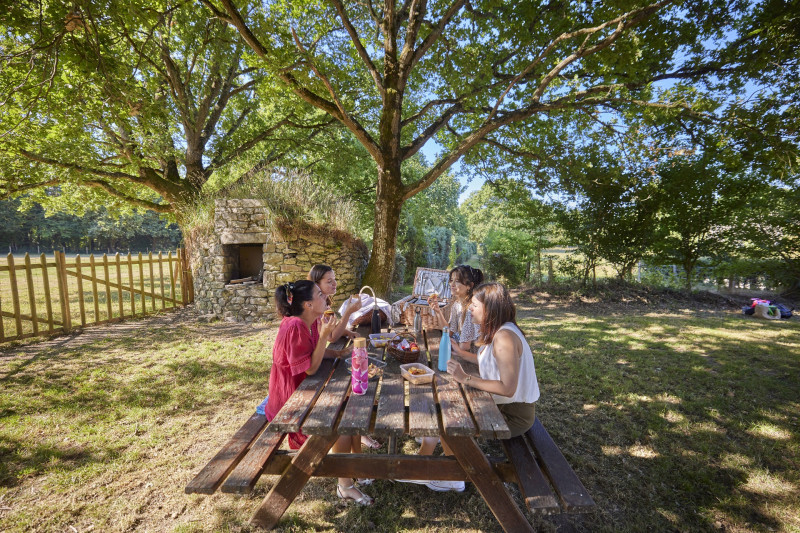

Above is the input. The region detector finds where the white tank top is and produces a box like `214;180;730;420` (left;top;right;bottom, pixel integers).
477;322;540;405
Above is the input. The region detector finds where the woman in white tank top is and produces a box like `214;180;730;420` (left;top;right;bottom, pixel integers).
447;282;539;437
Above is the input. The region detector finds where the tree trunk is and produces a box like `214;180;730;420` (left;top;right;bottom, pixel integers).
362;166;405;298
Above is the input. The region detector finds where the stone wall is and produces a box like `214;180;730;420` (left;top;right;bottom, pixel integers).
191;199;369;322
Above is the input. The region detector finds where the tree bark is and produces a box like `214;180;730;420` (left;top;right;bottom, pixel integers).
361;164;404;297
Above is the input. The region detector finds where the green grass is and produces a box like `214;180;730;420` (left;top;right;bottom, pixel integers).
0;294;798;532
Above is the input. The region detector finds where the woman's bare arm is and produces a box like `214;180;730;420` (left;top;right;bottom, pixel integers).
447;330;521;397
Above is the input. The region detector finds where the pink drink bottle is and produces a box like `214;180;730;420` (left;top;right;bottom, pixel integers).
351;337;369;395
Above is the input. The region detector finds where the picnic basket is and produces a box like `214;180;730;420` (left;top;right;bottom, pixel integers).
387;333;423;364
391;267;452;329
350;285;388;327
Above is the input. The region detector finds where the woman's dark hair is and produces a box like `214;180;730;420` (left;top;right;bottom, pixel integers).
308;264;334;306
449;264;484;300
275;280;317;317
473;282;519;345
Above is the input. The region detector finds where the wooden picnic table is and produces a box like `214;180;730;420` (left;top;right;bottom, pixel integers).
186;324;594;530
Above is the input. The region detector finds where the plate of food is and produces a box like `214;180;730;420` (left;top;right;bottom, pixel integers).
345;356;387;378
400;362;434;384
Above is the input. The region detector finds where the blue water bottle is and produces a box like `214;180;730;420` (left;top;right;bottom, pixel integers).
438;327;451;372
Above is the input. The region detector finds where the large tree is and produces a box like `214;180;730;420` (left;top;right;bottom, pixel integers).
205;0;798;295
0;1;330;221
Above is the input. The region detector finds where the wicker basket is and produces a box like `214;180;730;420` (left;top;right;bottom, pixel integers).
392;267;452;329
387;333;423;364
351;285;388;327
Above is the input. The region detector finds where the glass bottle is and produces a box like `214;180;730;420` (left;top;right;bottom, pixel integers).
351;337;369;395
438;327;451;372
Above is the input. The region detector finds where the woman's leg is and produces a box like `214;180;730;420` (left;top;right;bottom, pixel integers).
333;435;373;502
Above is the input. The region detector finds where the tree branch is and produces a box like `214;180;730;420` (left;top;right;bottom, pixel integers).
329;0;385;95
406;0;466;77
0;178;60;200
84;179;173;213
401;101;462;160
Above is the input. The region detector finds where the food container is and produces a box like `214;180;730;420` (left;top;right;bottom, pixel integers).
345;355;387;378
400;363;435;384
369;332;398;348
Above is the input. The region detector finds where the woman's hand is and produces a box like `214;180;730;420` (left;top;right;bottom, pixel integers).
320;314;339;339
427;293;439;312
446;359;469;384
344;295;362;316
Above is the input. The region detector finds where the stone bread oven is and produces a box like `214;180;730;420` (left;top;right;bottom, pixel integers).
191;199;369;322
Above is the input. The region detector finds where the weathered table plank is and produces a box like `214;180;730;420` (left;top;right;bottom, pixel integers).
373;375;406;437
267;359;336;433
527;418;596;512
221;430;285;494
501;436;560;514
185;413;268;495
301;363;351;435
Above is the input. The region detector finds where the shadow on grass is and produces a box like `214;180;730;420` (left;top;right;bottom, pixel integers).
0;320;270;493
525;309;800;532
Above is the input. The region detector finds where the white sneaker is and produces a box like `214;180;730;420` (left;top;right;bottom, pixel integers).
396;479;428;485
424;480;465;492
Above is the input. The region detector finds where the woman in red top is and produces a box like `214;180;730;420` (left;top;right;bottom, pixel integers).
266;280;374;505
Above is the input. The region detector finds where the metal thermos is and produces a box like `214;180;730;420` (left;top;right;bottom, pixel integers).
371;306;381;334
413;307;422;333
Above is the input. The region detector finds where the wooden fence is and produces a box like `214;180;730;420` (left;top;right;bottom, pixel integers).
0;250;194;344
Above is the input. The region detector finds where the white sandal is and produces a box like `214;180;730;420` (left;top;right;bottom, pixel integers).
356;478;374;486
336;483;374;506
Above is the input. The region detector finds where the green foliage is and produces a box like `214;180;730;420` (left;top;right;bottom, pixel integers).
394;165;471;282
0;197;181;253
649;154;761;289
422;226;452;270
462;179;556;284
449;234;477;267
0;0;331;221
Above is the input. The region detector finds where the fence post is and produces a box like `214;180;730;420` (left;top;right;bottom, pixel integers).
7;253;23;337
128;253;136;317
89;254;100;324
158;251;166;310
138;252;146;313
24;253;39;335
55;251;72;333
75;255;86;327
179;248;188;305
115;253;124;319
40;253;54;333
103;253;113;321
148;251;156;312
168;251;176;306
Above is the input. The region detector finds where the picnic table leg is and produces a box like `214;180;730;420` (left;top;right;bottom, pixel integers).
443;435;535;533
250;433;340;529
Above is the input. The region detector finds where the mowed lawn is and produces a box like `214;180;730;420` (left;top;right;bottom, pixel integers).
0;291;798;532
